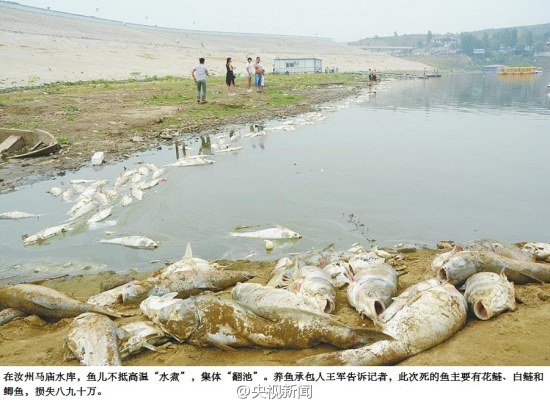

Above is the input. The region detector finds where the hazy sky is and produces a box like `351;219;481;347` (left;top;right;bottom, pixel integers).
12;0;550;42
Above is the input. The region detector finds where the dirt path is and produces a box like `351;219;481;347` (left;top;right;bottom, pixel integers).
1;248;548;366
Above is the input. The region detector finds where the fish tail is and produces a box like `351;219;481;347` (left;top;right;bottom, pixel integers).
91;305;123;318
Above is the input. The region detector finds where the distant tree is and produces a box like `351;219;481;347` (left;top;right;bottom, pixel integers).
459;32;482;55
426;30;433;45
534;40;545;53
394;31;398;37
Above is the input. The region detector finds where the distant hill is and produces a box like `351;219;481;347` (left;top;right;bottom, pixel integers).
349;23;550;50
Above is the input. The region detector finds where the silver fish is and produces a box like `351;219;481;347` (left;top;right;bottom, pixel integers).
100;236;158;249
232;282;324;315
438;250;550;286
230;224;301;239
163;157;215;167
131;187;143;201
347;263;398;321
432;238;535;272
0;284;122;320
298;283;467;366
64;313;122;366
287;265;336;313
522;242;550;262
86;206;114;225
0;308;27;325
22;222;74;245
147;269;254;299
140;294;391;350
464;272;515;320
120;194;133;207
151;168;167;180
48;186;63;197
0;211;42;220
158;243;217;278
87;280;152;306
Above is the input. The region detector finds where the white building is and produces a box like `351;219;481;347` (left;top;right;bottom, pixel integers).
273;58;322;74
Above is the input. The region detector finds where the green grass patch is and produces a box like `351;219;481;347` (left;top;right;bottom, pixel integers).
266;94;305;106
142;93;191;105
58;136;69;144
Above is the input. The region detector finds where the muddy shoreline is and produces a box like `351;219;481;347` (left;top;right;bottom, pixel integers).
0;76;370;193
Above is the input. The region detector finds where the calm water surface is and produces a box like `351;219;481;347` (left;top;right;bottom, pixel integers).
1;72;549;281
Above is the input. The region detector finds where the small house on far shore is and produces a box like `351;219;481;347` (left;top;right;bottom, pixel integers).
273;57;322;74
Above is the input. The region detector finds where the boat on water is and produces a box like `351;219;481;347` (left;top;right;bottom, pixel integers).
497;66;537;75
0;128;60;159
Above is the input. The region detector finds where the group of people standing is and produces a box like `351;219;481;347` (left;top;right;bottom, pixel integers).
191;56;266;103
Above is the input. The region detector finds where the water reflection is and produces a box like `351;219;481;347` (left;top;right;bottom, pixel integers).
367;72;550;115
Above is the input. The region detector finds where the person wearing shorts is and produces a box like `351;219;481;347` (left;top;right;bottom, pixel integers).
254;56;265;93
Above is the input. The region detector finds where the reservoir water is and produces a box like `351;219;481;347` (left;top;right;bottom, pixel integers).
1;72;549;281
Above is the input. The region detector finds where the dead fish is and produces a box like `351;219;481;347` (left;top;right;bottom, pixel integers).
140;179;161;190
287;264;336;313
232;282;325;315
22;222;74;245
120;194;133;207
0;308;27;326
214;146;243;153
297;283;467;366
64;313;122;366
464;272;516;320
48;186;63;197
87;280;154;306
163;157;215;167
523;242;550;262
141;294;391;350
346;263;398;321
266;257;295;287
131;187;143;201
92;192;110;206
0;284;122;320
117;320;169;359
86;206;114;225
100;236;158;249
61;189;75;203
230;224;301;239
69;179;96;184
151;168;167;180
438;250;550;286
348;251;385;274
138;166;150;176
158;243;217;278
90;179;109;189
323;261;351;288
70;200;99;219
432;238;535;272
147;269;254;299
0;211;42;220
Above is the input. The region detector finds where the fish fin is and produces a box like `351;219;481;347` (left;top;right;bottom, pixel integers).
274;224;288;231
160;292;179;301
207;339;237;352
183;242;192;261
246;305;282;322
143;342;166;353
345;264;355;282
91;306;122;318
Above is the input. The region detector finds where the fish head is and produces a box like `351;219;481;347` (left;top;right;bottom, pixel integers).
464;272;515;320
302;279;336;314
275;225;302;239
438;252;478;287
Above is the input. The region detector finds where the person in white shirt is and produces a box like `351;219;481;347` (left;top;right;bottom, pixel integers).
245;57;254;92
191;58;210;103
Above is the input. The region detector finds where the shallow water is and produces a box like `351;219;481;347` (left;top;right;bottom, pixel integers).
1;72;549;281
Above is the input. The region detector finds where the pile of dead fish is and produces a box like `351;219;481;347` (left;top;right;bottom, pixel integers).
1;238;549;366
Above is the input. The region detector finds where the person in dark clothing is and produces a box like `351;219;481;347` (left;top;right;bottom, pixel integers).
226;57;236;96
